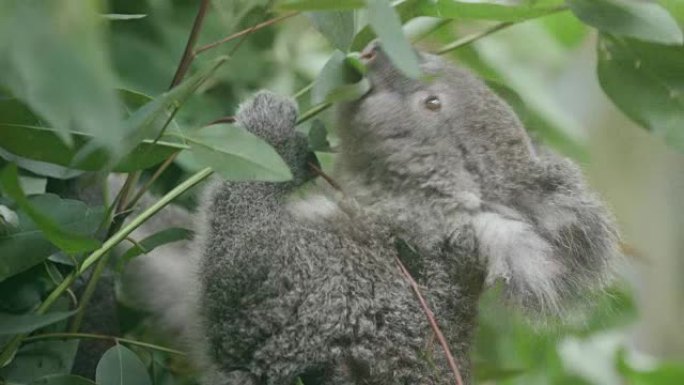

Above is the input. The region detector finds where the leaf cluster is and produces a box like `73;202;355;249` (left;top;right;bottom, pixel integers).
1;1;683;384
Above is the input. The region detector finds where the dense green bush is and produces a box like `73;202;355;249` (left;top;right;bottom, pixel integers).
1;0;683;384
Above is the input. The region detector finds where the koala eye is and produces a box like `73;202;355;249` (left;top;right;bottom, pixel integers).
424;95;441;111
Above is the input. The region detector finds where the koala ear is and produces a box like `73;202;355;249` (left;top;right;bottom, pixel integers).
235;90;299;147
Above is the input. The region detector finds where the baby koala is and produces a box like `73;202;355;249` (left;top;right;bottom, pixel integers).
137;43;618;385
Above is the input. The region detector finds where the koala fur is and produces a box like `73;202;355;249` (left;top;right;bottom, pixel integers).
128;43;618;385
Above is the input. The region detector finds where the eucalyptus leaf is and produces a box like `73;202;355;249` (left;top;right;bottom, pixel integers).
567;0;683;45
308;11;357;52
119;227;194;268
0;311;76;335
0;193;104;281
0;340;79;383
102;14;147;20
597;35;684;151
312;51;370;104
31;374;97;385
186;124;293;182
661;0;684;27
617;349;684;385
0;124;185;173
0;165;101;255
0;0;124;149
73;57;227;169
0;89;185;173
351;0;421;51
95;345;152;385
0;150;84;179
366;0;422;78
417;0;567;22
308;120;331;152
278;0;364;10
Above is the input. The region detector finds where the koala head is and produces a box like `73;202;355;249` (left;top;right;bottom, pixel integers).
336;42;537;198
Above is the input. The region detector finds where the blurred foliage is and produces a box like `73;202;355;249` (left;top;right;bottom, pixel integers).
0;0;683;384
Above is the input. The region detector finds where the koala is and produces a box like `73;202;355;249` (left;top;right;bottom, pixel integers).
128;42;618;385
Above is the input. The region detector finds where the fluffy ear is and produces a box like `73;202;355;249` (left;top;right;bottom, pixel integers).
473;211;566;314
235;90;298;147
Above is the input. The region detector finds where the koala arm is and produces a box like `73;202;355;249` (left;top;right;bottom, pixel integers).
472;152;619;315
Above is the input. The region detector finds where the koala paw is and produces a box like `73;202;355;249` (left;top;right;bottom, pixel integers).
236;90;299;146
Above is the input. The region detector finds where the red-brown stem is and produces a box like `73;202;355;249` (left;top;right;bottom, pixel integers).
127;152;180;209
195;12;299;55
395;257;465;385
208;115;237;125
308;162;343;192
169;0;211;88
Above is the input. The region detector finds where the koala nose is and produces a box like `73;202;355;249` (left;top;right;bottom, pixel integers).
360;40;381;64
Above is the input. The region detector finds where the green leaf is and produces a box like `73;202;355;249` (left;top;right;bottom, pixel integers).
0;165;101;255
0;150;84;179
567;0;683;45
308;11;357;52
73;57;227;169
102;14;147;21
186;124;294;182
119;227;193;268
0;0;124;150
0;193;104;282
18;176;46;196
661;0;684;27
312;51;370;104
417;0;567;22
597;35;684;151
314;151;337;175
308;120;331;152
0;89;186;173
279;0;365;10
0;311;76;335
366;0;422;78
0;340;79;383
617;350;684;385
31;374;97;385
96;345;152;385
0;124;185;173
540;8;589;48
351;0;421;51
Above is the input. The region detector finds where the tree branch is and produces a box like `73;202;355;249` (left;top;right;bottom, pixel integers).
195;12;299;55
24;332;185;356
170;0;212;88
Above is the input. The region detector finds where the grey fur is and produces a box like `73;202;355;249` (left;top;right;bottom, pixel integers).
132;44;619;384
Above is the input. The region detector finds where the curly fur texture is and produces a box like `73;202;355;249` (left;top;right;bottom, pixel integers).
129;43;619;385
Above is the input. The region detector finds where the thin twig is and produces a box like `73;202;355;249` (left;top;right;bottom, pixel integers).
195;12;299;55
131;8;288;207
297;102;332;125
69;172;138;333
127;152;180;208
395;257;464;385
24;332;186;356
0;168;214;364
435;22;513;55
208;116;237;125
170;0;212;87
293;81;314;99
308;162;342;192
435;5;569;55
